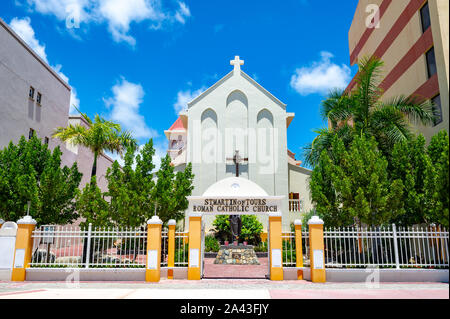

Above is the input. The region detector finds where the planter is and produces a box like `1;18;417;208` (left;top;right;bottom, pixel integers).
224;241;229;246
243;241;248;246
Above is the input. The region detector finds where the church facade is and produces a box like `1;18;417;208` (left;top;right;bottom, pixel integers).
165;57;313;230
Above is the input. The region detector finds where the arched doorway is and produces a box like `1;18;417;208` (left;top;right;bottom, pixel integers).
187;177;284;280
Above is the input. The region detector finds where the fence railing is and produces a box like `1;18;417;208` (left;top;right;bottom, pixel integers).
161;230;168;267
175;232;189;267
30;225;147;268
324;225;449;269
282;231;309;268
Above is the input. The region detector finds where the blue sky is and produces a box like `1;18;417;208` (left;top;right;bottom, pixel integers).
1;0;359;167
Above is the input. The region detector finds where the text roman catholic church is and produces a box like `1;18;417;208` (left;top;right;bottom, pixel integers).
165;57;313;229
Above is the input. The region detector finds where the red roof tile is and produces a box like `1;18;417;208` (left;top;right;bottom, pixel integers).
168;117;185;131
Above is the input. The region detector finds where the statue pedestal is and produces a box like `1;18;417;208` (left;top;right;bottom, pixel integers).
214;245;260;265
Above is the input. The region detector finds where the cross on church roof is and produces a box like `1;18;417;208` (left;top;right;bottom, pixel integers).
230;56;244;73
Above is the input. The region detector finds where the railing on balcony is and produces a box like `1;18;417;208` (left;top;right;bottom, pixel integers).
289;199;304;213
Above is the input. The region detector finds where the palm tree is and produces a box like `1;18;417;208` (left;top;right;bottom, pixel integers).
304;57;436;166
53;109;137;182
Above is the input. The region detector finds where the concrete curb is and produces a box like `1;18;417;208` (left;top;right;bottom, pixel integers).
283;268;449;283
23;267;449;283
26;267;189;281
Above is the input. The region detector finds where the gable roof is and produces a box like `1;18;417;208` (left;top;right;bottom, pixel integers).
168;117;186;131
187;70;287;109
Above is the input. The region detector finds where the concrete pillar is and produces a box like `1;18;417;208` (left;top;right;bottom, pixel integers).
11;216;36;281
269;212;283;281
146;216;162;282
308;216;326;283
294;219;304;280
188;214;202;280
167;219;176;280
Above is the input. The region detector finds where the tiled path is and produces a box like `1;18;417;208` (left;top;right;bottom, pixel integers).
203;257;268;279
0;280;448;299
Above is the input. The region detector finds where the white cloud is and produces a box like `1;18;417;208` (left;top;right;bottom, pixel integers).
26;0;92;22
174;86;205;114
174;1;190;24
22;0;192;46
9;17;48;63
9;17;80;114
98;0;164;46
104;78;158;140
290;51;351;96
53;65;80;114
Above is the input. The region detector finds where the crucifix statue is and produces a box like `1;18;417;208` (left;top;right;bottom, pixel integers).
226;150;249;177
226;150;248;244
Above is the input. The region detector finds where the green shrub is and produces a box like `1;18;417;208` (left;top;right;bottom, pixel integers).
205;235;220;252
212;215;263;245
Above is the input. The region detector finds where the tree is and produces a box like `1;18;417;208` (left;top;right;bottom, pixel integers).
106;140;156;227
240;215;263;245
305;57;435;166
0;135;82;225
77;177;111;229
425;131;449;227
310;134;405;227
52;109;136;183
152;155;194;226
389;134;435;225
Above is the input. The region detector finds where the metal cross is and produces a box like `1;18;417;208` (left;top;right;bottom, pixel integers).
226;150;248;177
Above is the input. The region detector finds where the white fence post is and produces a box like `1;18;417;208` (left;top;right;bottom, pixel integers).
392;224;400;269
85;223;92;269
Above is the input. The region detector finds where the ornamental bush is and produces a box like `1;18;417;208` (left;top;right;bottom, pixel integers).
212;215;263;245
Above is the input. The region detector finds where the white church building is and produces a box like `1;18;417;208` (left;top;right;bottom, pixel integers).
165;57;313;230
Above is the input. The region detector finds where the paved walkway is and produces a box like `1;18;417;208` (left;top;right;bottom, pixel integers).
203;257;268;279
0;280;447;299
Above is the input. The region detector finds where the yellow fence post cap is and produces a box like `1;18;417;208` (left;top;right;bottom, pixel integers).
168;219;176;226
17;216;37;225
147;216;162;225
307;216;324;225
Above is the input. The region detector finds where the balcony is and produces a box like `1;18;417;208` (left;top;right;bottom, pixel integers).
289;199;304;213
168;146;187;166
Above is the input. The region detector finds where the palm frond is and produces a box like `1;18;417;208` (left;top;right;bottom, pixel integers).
321;89;355;127
381;95;435;126
354;56;384;123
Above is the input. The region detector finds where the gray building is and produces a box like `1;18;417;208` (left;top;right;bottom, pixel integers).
0;18;112;193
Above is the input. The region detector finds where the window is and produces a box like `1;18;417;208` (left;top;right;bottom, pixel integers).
29;86;35;100
426;47;437;78
420;2;431;33
28;128;35;140
37;92;42;105
432;94;443;126
44;137;49;145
